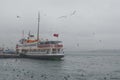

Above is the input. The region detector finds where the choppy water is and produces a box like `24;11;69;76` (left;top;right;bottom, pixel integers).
0;51;120;80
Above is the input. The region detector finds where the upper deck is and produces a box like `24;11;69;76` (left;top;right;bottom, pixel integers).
17;40;63;49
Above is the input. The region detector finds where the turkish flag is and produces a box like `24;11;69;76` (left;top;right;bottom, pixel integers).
53;34;59;37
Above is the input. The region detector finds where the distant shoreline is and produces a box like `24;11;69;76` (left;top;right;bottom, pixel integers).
65;49;120;53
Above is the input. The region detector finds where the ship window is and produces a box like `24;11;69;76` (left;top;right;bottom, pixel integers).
41;50;45;52
33;49;36;51
52;49;57;53
58;49;60;53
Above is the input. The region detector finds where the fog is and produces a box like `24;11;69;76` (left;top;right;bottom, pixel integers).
0;0;120;51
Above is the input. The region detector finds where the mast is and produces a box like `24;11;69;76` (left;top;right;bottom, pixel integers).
37;12;40;40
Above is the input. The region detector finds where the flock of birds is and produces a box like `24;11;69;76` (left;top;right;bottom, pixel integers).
16;10;77;19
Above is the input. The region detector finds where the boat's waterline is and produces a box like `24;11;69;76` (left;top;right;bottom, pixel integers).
20;53;64;60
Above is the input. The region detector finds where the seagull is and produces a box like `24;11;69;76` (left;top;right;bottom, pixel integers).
92;32;95;36
70;10;76;16
58;15;67;19
17;16;20;18
99;40;102;43
77;43;79;47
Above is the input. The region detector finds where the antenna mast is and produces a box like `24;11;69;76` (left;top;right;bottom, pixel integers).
37;12;40;40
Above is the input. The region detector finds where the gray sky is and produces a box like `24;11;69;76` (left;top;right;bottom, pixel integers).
0;0;120;51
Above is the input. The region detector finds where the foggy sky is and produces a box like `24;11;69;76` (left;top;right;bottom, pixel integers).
0;0;120;51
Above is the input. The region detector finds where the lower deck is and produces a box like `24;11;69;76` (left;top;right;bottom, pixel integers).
19;53;64;60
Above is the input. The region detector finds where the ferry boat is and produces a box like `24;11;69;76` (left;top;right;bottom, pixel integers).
16;12;64;60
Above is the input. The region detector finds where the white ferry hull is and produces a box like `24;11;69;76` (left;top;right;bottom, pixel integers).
20;53;64;60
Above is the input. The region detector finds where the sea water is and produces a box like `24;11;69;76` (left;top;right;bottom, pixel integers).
0;51;120;80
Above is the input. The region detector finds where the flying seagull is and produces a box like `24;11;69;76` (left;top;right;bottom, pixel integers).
77;43;79;47
17;16;20;18
99;40;102;43
70;10;76;16
58;15;67;19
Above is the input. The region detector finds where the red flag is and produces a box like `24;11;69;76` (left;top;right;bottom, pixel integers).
53;34;59;37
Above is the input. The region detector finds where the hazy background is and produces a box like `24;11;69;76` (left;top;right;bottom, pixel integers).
0;0;120;51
